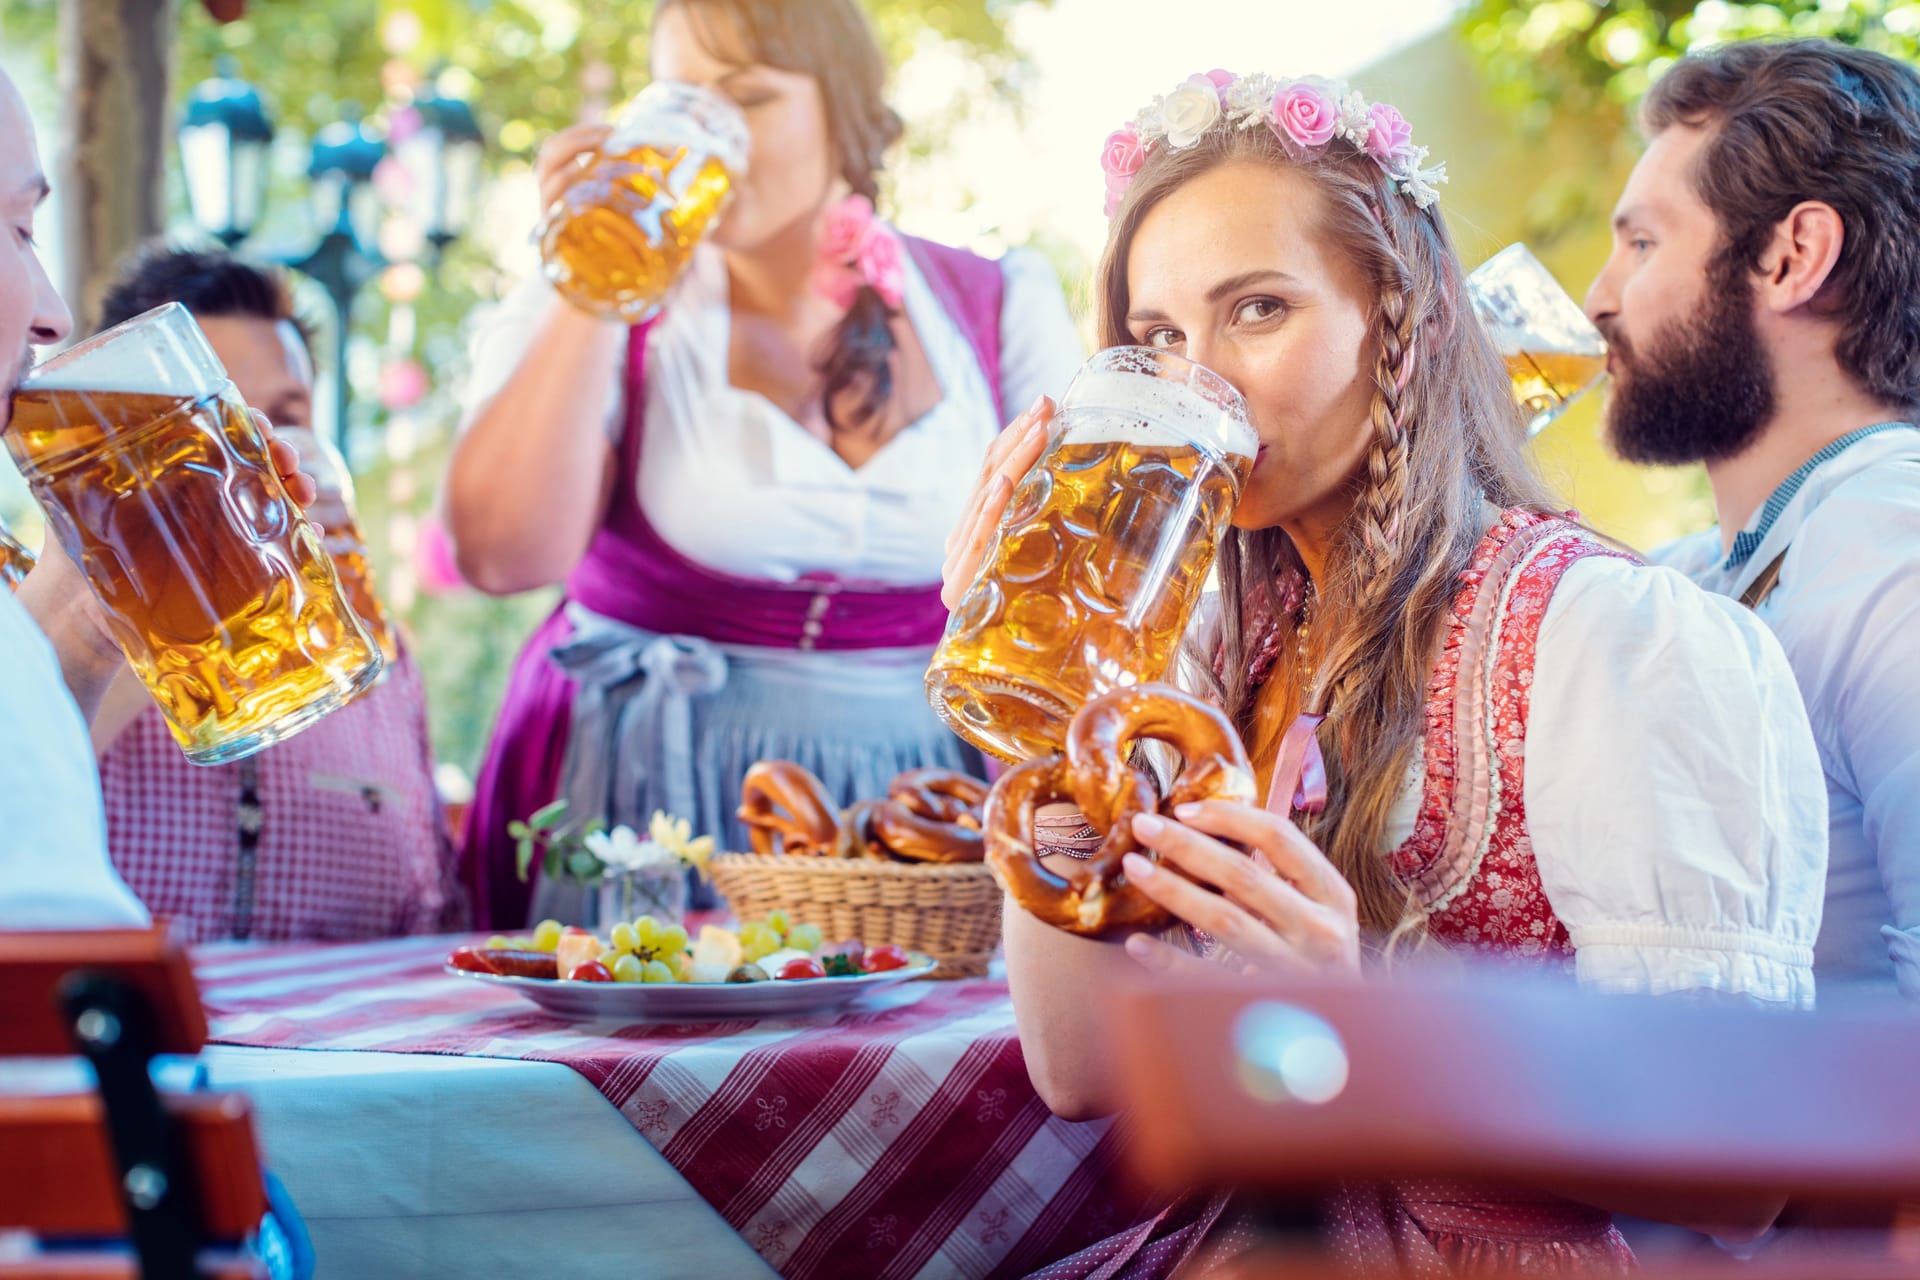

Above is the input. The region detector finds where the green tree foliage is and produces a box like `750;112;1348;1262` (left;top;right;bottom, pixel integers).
1462;0;1920;127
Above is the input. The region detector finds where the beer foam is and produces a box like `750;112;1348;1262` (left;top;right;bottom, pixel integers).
1061;371;1258;459
23;305;226;399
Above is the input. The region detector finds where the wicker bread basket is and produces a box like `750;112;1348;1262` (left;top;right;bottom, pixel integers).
708;854;1002;979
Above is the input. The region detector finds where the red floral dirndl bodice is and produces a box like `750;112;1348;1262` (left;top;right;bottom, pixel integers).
1321;508;1641;1276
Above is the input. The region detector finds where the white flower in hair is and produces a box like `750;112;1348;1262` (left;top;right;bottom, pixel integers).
1225;72;1281;127
1400;161;1448;211
1335;90;1373;147
1161;75;1225;149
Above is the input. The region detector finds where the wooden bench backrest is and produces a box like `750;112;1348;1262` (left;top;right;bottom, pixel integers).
0;928;206;1056
1111;971;1920;1202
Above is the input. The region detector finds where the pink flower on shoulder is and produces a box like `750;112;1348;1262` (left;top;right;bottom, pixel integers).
1364;103;1416;168
818;194;874;265
1271;81;1337;150
856;225;906;309
1099;126;1147;179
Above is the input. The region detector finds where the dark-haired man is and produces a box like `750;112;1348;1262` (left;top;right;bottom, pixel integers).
1588;37;1920;1000
87;244;461;943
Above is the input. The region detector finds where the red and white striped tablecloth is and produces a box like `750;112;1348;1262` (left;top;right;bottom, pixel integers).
193;934;1164;1279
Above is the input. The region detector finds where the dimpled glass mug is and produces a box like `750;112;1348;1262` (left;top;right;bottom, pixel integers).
926;346;1256;763
6;303;383;763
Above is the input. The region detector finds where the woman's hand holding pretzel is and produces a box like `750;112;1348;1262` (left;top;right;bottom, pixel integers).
1119;802;1362;980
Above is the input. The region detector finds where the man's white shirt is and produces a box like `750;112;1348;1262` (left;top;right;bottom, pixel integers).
1655;425;1920;999
0;589;147;928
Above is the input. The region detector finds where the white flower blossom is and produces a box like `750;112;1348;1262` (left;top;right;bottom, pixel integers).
1224;72;1280;128
585;825;675;873
1335;90;1373;147
1160;77;1223;149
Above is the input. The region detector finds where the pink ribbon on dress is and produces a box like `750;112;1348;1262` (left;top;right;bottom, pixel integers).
1265;711;1328;817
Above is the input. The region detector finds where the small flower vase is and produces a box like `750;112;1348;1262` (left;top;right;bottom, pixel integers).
596;866;689;930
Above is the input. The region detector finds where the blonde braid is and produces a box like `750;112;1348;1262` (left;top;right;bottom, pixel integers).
1307;274;1418;721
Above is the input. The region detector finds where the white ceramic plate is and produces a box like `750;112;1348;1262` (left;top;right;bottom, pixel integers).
444;954;938;1021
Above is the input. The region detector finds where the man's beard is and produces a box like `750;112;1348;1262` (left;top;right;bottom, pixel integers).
1601;260;1775;467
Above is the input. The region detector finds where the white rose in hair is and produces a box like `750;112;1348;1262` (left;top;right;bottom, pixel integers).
1161;75;1224;149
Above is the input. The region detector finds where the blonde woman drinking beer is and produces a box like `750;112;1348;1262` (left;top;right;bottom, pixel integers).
446;0;1081;926
943;70;1828;1275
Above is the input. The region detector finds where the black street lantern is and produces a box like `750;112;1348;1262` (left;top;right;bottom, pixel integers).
292;111;386;448
178;60;275;247
305;110;387;247
400;78;485;257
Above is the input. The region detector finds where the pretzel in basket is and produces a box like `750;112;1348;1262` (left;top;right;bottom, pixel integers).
984;684;1256;936
737;761;843;856
868;768;987;864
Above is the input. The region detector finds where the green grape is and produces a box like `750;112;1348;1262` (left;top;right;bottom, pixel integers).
741;933;779;964
596;949;621;969
609;922;639;954
485;934;513;950
634;916;663;953
787;923;823;953
531;919;564;952
659;924;689;957
640;959;676;984
737;922;773;953
666;952;689;981
766;910;791;939
611;954;645;983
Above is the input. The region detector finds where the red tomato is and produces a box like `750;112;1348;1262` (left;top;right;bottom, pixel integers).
861;944;909;974
569;961;613;983
776;957;827;981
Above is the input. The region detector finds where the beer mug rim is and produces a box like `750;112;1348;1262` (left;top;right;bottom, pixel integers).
1467;243;1607;357
609;78;751;177
18;301;224;399
1059;345;1258;471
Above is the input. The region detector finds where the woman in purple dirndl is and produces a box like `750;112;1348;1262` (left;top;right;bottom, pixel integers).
445;0;1081;927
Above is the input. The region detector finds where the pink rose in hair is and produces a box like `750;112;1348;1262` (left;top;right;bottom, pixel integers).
1099;126;1147;179
812;260;861;310
1103;171;1132;219
817;194;874;266
1364;103;1416;167
856;225;906;309
1204;68;1235;99
1271;82;1337;150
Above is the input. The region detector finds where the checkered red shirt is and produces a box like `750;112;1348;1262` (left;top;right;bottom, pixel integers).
99;643;464;944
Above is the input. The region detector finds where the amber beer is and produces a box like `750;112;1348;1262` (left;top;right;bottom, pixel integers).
6;304;383;763
278;427;398;665
539;80;749;322
1468;243;1609;436
926;348;1256;763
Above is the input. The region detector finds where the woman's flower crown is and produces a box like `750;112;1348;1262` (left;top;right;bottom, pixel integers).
1100;69;1448;218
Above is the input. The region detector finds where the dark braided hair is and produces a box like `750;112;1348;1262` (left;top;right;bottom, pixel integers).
659;0;906;435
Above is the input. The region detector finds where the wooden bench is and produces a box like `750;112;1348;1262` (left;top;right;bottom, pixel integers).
1109;968;1920;1277
0;929;269;1279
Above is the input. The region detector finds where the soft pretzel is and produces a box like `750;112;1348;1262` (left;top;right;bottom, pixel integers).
833;800;891;860
886;768;988;827
737;761;842;856
984;684;1256;936
869;798;985;863
857;767;987;863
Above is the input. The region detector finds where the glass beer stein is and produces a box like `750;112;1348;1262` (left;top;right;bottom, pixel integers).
1468;243;1609;436
5;303;384;764
538;79;750;323
0;518;33;590
276;426;399;666
926;347;1256;763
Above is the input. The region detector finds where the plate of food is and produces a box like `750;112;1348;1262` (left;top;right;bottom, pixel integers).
445;912;935;1021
